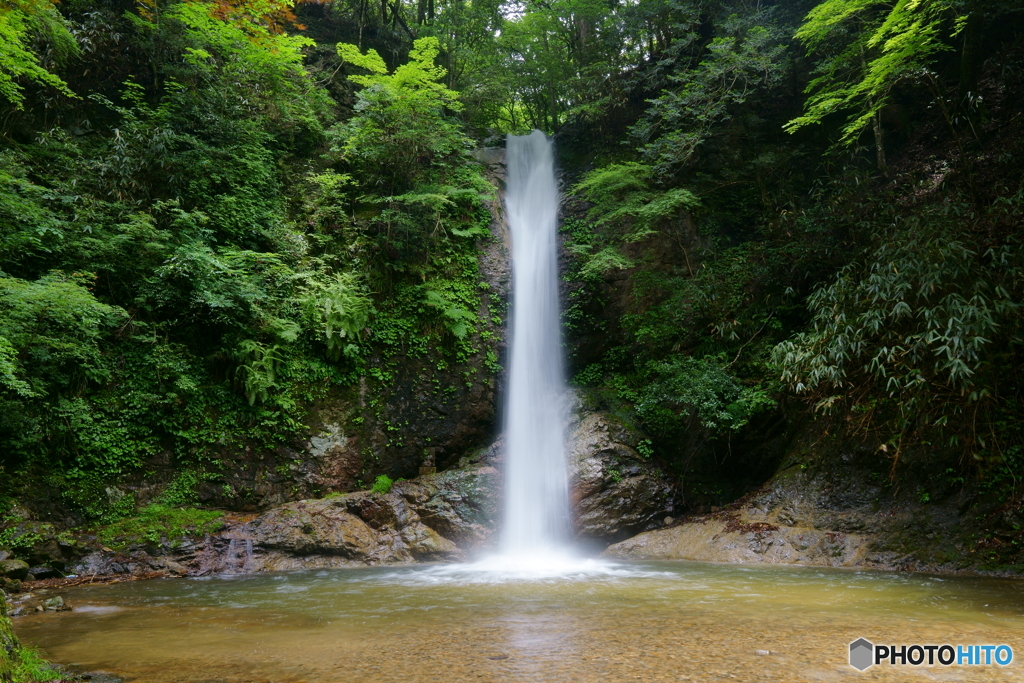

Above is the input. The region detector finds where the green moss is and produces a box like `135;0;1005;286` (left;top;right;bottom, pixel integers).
96;505;224;550
370;475;393;495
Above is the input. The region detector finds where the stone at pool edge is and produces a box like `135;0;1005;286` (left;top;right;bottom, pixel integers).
0;559;29;581
602;513;880;568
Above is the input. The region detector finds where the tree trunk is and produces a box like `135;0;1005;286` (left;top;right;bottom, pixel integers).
957;3;983;107
872;109;887;174
861;44;887;175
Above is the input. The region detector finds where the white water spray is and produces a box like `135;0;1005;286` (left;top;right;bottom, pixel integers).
501;130;569;556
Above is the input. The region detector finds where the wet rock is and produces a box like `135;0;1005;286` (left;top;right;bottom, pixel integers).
398;522;462;560
395;466;500;549
567;410;674;543
183;464;499;573
159;557;189;576
0;578;21;593
248;501;378;559
28;566;61;580
41;596;64;611
0;560;29;581
55;464;496;578
603;428;972;571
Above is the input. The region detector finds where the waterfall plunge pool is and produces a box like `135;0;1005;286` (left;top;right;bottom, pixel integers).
13;558;1024;682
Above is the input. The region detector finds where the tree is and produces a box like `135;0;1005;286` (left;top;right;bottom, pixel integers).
0;0;78;107
334;36;470;192
785;0;961;173
634;11;789;174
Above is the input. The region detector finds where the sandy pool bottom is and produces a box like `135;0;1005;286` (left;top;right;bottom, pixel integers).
13;559;1024;682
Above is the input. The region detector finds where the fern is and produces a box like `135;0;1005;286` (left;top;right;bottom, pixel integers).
302;273;373;361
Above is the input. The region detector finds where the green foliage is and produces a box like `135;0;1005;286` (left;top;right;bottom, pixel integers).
96;505;224;549
302;272;374;360
772;196;1024;461
774;227;1016;398
11;645;62;683
635;357;775;437
0;272;125;397
633;10;790;173
370;474;393;494
0;0;491;517
570;163;699;280
574;163;700;234
0;520;44;557
335;37;471;193
786;0;958;145
0;0;78;107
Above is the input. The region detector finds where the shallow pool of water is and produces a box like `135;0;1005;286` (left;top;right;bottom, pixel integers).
14;559;1024;682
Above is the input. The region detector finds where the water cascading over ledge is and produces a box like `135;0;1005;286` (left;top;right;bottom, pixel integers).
501;130;570;555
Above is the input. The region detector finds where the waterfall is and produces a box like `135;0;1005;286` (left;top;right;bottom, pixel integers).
501;130;569;555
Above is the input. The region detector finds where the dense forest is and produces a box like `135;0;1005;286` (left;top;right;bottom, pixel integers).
1;0;1023;566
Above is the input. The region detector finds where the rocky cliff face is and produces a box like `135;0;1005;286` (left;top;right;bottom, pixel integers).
60;400;675;578
0;151;684;588
566;406;674;543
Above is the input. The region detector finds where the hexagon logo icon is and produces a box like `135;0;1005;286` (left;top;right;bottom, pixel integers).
849;638;874;671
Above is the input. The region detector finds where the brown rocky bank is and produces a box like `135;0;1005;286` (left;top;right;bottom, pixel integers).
605;426;1021;576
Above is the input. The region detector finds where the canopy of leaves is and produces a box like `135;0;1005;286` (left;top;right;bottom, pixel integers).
335;37;470;193
785;0;957;143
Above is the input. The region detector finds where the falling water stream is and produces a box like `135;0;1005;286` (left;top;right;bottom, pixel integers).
501;130;569;556
12;132;1024;681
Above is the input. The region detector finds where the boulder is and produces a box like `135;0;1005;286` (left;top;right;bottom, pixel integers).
247;501;378;559
41;596;64;611
28;566;61;580
567;411;674;543
0;560;29;581
398;522;462;561
207;465;499;572
394;466;500;548
602;431;963;571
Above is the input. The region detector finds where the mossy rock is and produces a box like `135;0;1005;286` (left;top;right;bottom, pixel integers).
0;561;27;582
